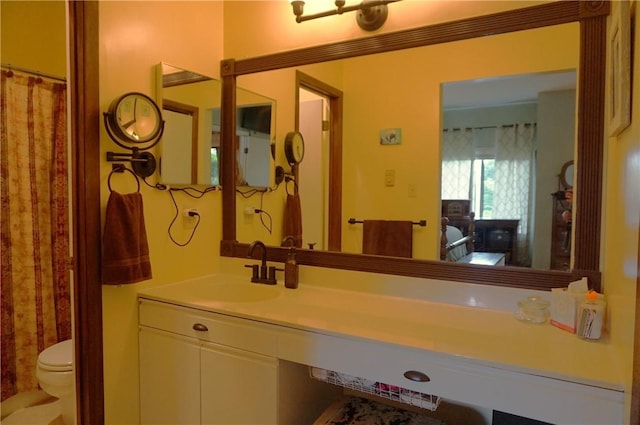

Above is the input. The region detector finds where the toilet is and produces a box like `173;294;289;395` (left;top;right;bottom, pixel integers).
36;339;75;425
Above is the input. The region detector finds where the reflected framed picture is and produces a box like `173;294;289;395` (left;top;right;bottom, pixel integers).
379;128;402;145
608;0;631;136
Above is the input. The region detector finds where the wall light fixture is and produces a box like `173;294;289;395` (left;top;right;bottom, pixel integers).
290;0;401;31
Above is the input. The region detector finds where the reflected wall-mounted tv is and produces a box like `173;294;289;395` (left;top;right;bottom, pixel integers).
239;105;272;135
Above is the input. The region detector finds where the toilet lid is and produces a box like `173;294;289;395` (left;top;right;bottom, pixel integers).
38;339;73;371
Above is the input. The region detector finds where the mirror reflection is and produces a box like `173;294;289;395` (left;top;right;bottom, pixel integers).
157;63;276;187
157;63;221;186
233;22;579;271
441;70;576;269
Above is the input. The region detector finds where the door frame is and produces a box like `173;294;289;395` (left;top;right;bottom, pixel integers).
68;2;104;423
295;71;343;251
632;207;640;422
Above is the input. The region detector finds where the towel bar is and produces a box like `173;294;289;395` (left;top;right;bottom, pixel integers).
348;218;427;227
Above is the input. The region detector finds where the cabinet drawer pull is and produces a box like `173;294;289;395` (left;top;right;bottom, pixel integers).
192;323;208;332
403;370;430;382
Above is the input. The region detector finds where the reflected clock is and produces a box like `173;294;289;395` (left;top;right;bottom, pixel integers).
284;131;305;165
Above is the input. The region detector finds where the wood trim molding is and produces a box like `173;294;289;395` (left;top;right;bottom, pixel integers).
224;242;587;292
68;1;104;423
220;65;237;241
574;13;606;271
632;209;640;423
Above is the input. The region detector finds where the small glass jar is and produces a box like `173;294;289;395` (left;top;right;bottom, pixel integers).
515;296;550;324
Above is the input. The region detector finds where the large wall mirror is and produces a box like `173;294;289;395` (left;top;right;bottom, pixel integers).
220;1;608;291
157;63;276;188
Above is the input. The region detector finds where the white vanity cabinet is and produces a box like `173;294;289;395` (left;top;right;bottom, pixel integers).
138;279;625;425
138;300;279;425
139;327;201;424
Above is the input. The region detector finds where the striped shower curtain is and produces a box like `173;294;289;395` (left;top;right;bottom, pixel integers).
1;69;71;401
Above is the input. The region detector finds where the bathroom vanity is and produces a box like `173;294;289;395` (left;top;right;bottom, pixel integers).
138;275;624;424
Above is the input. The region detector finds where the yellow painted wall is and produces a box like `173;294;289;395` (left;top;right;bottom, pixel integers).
602;2;640;422
99;2;223;423
0;1;66;78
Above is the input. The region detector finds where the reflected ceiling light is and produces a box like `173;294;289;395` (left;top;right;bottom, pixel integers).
290;0;401;31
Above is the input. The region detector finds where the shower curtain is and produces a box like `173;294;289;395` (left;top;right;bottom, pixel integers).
1;69;71;401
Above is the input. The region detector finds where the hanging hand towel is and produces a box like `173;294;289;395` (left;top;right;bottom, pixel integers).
102;191;152;285
362;220;413;258
283;193;303;247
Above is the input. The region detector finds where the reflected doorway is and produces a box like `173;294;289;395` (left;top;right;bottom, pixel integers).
298;88;328;250
295;71;343;251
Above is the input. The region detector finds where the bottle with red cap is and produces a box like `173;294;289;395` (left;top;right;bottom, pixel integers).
576;290;605;340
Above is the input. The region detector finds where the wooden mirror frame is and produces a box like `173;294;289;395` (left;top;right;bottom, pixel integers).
220;1;608;292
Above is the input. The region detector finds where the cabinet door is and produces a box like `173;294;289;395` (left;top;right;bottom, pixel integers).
139;327;201;424
200;341;278;425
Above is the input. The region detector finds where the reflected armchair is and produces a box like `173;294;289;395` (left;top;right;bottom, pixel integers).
440;212;475;261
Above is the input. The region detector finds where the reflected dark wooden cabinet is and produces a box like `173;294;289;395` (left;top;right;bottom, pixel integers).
473;220;519;266
551;196;573;272
445;214;519;266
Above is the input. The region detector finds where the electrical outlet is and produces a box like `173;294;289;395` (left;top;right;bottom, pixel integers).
244;206;257;215
384;169;395;187
183;208;199;218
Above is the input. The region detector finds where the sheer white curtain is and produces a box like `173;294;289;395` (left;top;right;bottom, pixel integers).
441;128;473;199
494;123;535;266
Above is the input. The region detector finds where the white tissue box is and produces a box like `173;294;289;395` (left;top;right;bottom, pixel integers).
550;277;589;333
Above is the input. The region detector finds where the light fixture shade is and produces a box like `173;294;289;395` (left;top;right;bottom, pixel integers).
291;1;305;19
291;0;395;31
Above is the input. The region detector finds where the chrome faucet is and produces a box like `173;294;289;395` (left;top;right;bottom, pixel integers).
246;240;277;285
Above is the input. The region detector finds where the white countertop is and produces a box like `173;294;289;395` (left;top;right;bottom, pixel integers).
137;273;625;393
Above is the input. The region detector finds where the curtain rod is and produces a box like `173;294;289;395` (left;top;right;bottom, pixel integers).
1;63;66;82
444;123;536;132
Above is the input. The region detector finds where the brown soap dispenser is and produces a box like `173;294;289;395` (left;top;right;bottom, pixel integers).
282;236;299;289
284;246;299;289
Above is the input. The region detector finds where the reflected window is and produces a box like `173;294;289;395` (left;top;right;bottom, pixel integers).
210;147;219;186
472;158;495;218
442;124;535;266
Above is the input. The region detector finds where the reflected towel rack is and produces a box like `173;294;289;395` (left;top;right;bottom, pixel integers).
107;164;140;193
348;218;426;226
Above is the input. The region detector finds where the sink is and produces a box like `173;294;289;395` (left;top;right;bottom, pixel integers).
187;282;281;303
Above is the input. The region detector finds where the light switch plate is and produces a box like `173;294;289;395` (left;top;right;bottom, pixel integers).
384;169;395;186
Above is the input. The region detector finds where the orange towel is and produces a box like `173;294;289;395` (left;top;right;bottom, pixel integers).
362;220;413;258
102;191;152;285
